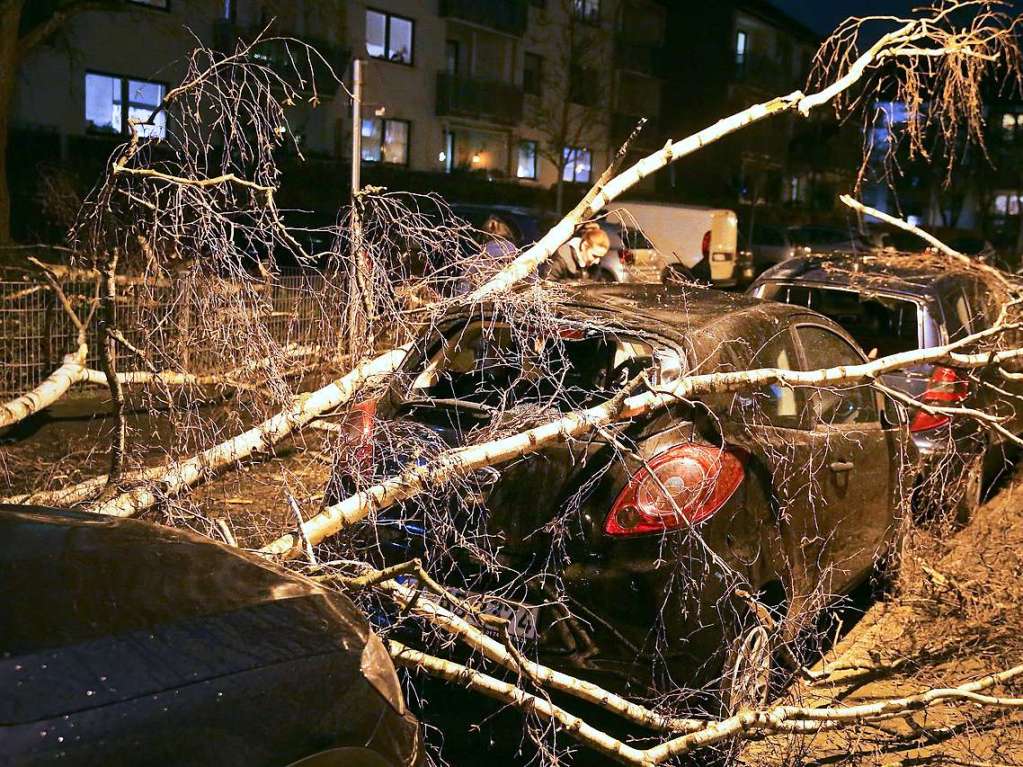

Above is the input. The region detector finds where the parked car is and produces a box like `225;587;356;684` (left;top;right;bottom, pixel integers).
609;202;744;287
595;219;659;282
741;223;810;273
749;255;1021;521
0;505;421;767
786;225;872;255
351;284;913;707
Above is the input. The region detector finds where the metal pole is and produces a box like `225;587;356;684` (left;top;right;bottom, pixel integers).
350;58;362;197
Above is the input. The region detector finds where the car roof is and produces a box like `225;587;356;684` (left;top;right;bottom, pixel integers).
755;253;988;299
554;283;826;353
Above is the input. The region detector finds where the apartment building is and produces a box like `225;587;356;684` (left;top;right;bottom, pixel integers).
656;1;856;221
7;0;668;237
351;0;666;193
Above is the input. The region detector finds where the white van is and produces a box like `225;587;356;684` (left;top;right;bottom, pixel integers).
605;202;741;286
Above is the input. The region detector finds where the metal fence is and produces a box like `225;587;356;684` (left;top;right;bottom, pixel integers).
0;272;332;400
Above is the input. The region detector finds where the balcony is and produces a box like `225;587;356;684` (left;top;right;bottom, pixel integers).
733;53;798;94
439;0;529;37
616;40;658;75
436;73;524;125
212;20;349;93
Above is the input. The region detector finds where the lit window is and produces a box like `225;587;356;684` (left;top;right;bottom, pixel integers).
562;146;591;183
366;10;414;64
517;140;538;180
993;192;1021;216
572;0;600;22
362;118;409;165
736;30;748;66
85;73;166;138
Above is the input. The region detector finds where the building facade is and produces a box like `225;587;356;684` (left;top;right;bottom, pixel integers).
8;0;669;238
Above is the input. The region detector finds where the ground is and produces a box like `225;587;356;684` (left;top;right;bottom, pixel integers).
5;391;1023;766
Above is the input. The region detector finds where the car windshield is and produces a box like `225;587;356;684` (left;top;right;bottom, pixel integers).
761;283;921;357
408;321;654;411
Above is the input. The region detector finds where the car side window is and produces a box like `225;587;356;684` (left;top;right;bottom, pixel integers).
731;329;807;429
795;325;878;426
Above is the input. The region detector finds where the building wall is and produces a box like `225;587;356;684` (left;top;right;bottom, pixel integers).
8;0;668;231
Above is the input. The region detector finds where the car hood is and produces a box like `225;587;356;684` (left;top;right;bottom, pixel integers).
0;506;368;724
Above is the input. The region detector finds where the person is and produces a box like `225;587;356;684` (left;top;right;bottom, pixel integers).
482;215;518;260
541;222;610;281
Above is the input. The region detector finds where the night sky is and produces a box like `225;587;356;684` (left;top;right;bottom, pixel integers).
768;0;1023;36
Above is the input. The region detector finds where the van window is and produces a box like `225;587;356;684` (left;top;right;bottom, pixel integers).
760;283;920;358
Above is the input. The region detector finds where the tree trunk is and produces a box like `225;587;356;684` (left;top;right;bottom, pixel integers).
0;1;24;244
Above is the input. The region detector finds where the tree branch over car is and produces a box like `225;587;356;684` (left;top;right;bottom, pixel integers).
3;3;1023;765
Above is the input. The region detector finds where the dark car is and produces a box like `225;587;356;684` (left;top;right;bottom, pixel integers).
786;225;872;255
741;223;810;274
0;506;421;767
355;284;912;707
749;255;1021;521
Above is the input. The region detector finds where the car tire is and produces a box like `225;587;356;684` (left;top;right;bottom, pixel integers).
954;452;985;527
718;620;772;716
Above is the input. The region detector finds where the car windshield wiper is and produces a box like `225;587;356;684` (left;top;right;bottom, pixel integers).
402;397;496;414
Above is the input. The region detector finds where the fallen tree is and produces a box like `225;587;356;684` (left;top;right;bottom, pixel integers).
68;1;1018;520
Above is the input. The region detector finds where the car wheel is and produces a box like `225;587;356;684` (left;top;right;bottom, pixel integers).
954;453;984;526
719;622;772;715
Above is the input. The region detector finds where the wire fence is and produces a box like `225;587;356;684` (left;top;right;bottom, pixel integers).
0;272;331;400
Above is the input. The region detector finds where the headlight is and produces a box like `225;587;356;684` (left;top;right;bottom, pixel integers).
360;631;406;715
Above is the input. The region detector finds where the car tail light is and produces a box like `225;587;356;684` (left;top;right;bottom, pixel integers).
909;366;968;432
701;231;711;259
621;248;635;265
342;399;377;468
604;444;745;536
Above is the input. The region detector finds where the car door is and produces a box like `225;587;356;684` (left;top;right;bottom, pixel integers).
792;322;897;595
724;322;825;640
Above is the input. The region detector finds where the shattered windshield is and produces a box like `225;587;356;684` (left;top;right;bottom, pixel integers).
409;321;654;411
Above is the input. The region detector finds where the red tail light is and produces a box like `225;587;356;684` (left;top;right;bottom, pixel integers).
343;399;377;468
701;231;711;259
909;366;968;432
604;444;745;536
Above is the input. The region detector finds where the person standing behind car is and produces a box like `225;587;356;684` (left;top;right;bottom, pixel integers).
541;222;610;281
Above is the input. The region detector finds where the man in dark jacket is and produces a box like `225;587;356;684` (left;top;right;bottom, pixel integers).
541;222;611;281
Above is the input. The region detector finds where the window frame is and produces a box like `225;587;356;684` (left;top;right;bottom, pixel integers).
523;52;543;97
571;0;601;24
84;70;168;139
735;29;748;66
365;8;416;66
126;0;170;11
361;117;411;166
562;146;592;184
516;139;539;180
792;322;882;430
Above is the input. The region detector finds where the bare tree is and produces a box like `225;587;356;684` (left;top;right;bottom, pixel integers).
4;4;1023;765
527;0;612;214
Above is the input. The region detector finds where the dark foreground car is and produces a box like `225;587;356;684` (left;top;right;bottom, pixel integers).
0;506;421;767
749;255;1022;520
356;284;913;705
